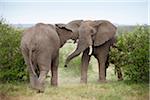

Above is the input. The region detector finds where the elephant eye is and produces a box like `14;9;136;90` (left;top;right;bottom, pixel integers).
90;29;96;35
90;29;93;33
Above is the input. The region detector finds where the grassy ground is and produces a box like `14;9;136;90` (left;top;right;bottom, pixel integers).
0;78;149;100
0;43;149;100
0;66;149;100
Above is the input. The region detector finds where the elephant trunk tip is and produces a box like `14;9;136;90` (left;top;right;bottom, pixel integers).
64;65;68;68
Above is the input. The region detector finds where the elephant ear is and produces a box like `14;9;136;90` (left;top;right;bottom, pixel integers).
64;20;83;41
65;20;83;30
93;20;117;46
55;24;73;47
55;23;73;34
55;24;72;31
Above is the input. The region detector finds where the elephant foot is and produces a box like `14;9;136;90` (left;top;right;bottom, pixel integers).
51;84;58;87
80;79;87;84
118;78;123;81
29;84;44;93
98;79;107;83
29;81;38;90
29;84;37;90
51;82;58;87
29;76;38;89
37;90;44;93
31;81;45;93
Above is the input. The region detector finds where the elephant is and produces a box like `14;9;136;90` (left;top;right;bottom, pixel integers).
64;20;122;83
21;23;73;92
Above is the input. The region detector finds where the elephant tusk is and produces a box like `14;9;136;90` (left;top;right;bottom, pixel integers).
89;46;93;55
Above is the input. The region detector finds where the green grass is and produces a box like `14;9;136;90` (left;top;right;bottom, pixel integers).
0;42;149;100
0;81;149;100
0;65;149;100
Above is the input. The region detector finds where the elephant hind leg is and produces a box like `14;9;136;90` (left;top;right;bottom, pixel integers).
36;70;49;93
115;66;123;81
35;60;50;92
21;48;38;89
93;42;110;83
105;55;109;77
28;66;38;89
51;54;59;86
94;51;108;83
97;57;107;82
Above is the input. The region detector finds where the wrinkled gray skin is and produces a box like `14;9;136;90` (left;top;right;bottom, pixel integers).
64;20;122;83
21;23;72;92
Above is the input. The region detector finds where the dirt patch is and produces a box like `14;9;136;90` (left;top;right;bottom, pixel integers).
0;95;34;100
0;92;10;100
2;95;53;100
5;96;30;100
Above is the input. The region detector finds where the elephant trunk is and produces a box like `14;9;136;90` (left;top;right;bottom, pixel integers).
64;42;88;67
64;48;81;67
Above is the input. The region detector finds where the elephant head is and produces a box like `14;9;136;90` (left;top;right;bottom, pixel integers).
64;20;83;43
55;24;73;48
64;20;117;67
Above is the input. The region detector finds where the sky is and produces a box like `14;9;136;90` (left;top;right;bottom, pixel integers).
0;0;149;25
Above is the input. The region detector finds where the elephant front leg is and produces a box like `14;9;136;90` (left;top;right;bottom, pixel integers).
80;48;91;83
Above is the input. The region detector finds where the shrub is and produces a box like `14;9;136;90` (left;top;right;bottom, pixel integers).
0;19;27;82
110;25;149;82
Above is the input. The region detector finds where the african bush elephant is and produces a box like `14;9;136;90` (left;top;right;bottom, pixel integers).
21;23;72;92
64;20;121;83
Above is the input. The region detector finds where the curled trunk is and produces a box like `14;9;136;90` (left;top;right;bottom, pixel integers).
64;41;89;67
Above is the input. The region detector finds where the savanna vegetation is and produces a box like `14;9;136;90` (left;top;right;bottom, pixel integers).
0;19;149;100
110;25;149;82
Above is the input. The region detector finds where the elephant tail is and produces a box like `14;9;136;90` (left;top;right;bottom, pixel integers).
29;48;37;77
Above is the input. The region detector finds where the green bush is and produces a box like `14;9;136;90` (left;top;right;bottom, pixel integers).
110;25;149;82
0;19;27;82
